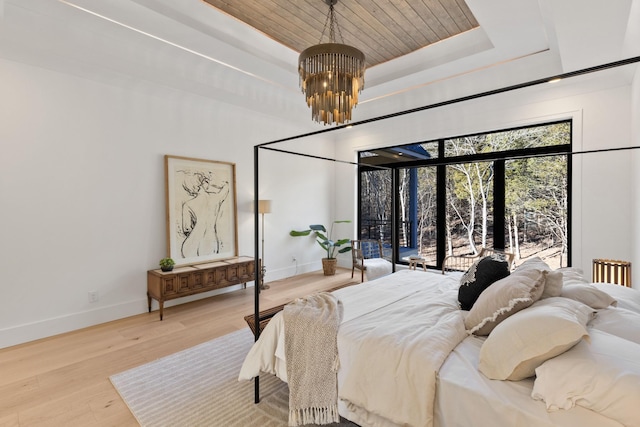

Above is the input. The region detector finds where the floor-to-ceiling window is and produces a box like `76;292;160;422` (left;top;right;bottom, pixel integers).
358;121;571;269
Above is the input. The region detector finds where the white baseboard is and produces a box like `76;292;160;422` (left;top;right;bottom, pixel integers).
0;299;144;349
2;261;360;349
0;283;250;350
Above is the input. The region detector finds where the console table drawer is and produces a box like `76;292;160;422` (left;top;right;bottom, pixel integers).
190;270;206;289
161;277;178;295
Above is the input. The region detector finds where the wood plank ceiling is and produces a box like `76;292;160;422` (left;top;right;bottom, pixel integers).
201;0;479;68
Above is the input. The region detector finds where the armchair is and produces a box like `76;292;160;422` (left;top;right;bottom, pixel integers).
351;239;391;282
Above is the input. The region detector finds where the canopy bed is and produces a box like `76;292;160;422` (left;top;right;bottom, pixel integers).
246;56;640;427
240;263;640;426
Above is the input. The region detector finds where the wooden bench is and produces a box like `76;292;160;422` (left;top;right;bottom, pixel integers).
244;281;358;337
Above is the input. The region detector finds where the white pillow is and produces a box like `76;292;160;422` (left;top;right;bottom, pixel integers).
594;283;640;314
532;329;640;427
516;257;563;298
561;283;617;309
465;268;546;336
478;297;593;381
556;267;588;285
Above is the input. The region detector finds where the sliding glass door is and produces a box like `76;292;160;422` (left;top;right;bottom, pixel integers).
358;121;571;270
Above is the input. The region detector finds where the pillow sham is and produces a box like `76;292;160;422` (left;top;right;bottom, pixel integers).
594;283;640;315
532;329;640;427
458;256;510;311
561;283;617;309
478;297;593;381
515;257;563;298
556;267;588;286
464;268;546;336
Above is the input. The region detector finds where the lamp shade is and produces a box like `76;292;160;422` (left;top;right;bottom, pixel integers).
258;200;272;214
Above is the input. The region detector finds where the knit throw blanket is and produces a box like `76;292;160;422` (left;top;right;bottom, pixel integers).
283;292;343;426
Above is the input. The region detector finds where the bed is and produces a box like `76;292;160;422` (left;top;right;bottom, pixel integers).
239;261;640;427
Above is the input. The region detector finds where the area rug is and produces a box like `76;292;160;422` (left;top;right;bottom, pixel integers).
110;328;357;426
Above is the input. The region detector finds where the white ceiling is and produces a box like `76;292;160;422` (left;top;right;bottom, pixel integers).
1;0;639;128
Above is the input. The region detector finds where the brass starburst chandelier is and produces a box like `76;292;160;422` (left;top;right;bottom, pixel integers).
298;0;366;126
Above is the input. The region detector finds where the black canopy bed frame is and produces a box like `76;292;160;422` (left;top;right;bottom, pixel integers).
250;55;640;404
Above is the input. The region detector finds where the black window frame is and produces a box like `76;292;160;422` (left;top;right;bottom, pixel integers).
357;119;573;270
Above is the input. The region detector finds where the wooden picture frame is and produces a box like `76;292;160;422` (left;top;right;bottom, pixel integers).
165;155;238;265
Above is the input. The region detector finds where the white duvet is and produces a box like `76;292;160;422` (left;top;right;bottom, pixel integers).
239;269;467;427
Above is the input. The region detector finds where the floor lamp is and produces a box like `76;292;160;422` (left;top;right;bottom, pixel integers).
258;200;271;290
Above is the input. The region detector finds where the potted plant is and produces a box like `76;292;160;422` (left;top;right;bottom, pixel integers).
159;257;175;272
290;220;352;276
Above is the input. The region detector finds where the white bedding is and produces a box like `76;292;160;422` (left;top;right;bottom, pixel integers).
240;270;466;427
239;271;639;427
239;269;450;383
337;274;466;427
436;335;623;427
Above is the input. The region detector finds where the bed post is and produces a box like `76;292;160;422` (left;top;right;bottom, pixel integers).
253;144;261;404
391;169;398;271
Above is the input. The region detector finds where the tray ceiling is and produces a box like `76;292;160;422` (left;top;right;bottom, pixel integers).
201;0;479;68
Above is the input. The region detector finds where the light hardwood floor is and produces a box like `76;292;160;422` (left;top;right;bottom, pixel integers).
0;268;358;427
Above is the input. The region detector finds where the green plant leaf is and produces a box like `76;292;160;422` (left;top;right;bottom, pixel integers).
290;230;312;236
315;231;328;241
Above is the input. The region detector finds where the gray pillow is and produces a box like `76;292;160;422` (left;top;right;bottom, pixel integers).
516;257;563;298
465;268;546;336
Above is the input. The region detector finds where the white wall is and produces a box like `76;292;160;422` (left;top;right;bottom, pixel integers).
256;137;341;279
631;65;640;288
334;71;636;280
2;61;637;350
0;56;334;348
1;0;638;349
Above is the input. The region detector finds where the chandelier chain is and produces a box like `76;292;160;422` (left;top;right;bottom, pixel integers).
319;3;344;44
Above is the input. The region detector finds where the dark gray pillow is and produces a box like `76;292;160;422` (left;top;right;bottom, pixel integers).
458;256;510;310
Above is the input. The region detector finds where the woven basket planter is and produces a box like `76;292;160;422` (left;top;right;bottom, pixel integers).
322;258;337;276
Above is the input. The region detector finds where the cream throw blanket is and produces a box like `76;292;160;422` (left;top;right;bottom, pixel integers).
283;292;343;426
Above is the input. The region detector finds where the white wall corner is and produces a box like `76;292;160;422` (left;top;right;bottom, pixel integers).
631;65;640;289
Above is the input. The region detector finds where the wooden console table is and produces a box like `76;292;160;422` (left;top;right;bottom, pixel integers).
147;256;255;320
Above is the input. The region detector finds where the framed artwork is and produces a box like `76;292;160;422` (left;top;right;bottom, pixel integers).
165;155;238;265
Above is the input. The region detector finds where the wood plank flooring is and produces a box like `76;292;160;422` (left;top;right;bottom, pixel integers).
0;268;358;427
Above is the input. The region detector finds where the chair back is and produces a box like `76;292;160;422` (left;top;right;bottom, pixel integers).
351;239;384;262
442;246;515;273
592;259;632;287
478;247;516;270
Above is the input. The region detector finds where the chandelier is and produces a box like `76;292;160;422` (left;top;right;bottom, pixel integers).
298;0;366;126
